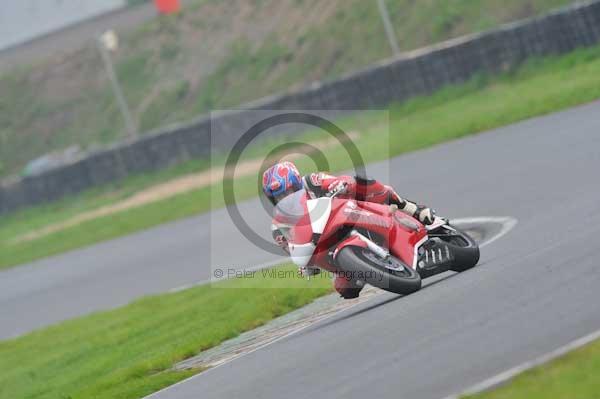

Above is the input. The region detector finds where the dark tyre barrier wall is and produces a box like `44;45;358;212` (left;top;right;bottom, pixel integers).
2;1;600;214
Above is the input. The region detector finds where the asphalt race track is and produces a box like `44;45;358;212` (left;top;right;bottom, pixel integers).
138;101;600;399
2;101;600;398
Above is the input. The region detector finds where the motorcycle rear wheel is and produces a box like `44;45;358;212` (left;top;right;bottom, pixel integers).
336;246;422;295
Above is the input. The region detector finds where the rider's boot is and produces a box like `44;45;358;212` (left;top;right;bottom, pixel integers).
333;274;364;299
389;191;435;225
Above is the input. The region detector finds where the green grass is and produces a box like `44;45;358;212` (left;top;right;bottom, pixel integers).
464;338;600;399
189;0;575;112
2;44;600;270
0;0;576;177
0;264;333;399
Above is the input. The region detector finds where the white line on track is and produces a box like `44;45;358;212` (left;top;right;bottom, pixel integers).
168;258;285;293
441;328;600;399
451;216;518;248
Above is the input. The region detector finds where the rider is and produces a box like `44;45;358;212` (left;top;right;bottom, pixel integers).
263;161;435;299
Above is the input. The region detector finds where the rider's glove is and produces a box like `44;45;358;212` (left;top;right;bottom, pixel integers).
298;266;321;278
327;180;348;197
272;228;290;254
416;206;435;225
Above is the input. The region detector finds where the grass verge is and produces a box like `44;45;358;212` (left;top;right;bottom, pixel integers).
2;44;600;269
0;265;332;399
1;0;574;177
464;337;600;399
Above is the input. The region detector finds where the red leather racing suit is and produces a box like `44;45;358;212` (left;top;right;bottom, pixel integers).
272;172;434;299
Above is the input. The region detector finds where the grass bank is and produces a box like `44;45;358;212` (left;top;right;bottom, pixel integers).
0;265;332;399
465;337;600;399
2;44;600;269
0;0;575;177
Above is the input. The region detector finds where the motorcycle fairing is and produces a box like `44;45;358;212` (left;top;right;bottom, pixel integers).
321;198;428;269
274;189;430;271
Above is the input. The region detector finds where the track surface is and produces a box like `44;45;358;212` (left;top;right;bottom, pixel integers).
2;102;600;398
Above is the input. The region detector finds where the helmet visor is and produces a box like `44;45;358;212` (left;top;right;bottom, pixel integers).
273;187;298;204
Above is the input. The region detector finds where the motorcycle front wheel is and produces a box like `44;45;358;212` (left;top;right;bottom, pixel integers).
336;246;422;296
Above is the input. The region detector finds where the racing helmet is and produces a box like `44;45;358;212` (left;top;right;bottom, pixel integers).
262;161;303;204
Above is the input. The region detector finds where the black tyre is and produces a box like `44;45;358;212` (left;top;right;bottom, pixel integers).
443;226;480;272
336;246;422;295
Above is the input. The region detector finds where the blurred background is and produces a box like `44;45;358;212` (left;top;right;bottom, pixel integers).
0;0;124;50
0;0;574;179
2;2;600;399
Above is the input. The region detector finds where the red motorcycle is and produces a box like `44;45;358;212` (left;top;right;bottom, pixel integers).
273;188;480;295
